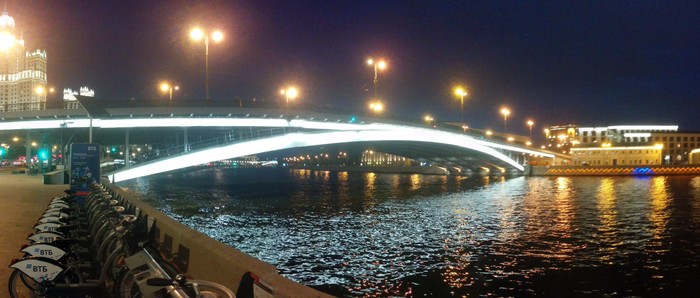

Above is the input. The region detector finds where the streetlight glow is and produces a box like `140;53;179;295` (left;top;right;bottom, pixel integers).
211;30;224;42
369;101;384;114
190;27;204;41
454;86;468;126
500;107;511;133
159;82;179;101
280;86;299;106
190;27;224;102
527;119;534;139
367;57;388;101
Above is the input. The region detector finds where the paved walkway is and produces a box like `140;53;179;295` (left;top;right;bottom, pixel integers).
0;167;67;296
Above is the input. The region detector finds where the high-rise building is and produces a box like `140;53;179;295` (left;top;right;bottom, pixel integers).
0;8;47;112
63;87;95;109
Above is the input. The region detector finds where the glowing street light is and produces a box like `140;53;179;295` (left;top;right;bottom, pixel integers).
500;107;511;133
527;120;534;139
424;115;434;126
454;86;468;126
159;82;179;101
190;27;224;102
367;58;387;100
369;101;384;114
280;86;299;106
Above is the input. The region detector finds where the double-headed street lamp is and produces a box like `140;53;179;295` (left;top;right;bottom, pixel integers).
527;120;534;139
160;82;179;101
190;27;224;103
369;101;384;114
454;86;468;126
280;86;299;107
367;58;387;100
500;107;511;134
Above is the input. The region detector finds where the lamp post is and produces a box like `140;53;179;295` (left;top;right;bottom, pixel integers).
454;86;468;126
367;58;387;100
280;86;299;107
369;101;383;114
424;115;434;126
527;120;534;139
190;28;223;103
500;107;511;134
35;85;53;110
159;82;179;101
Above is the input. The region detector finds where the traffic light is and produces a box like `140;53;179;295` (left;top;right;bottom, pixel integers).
0;147;5;156
111;146;117;153
349;116;357;123
38;148;50;161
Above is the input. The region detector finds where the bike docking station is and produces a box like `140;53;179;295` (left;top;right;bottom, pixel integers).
7;163;237;297
7;142;329;297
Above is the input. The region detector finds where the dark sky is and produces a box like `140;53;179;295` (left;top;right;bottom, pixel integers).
10;0;700;135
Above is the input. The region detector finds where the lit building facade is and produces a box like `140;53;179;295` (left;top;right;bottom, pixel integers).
361;150;413;166
650;132;700;164
547;124;700;164
63;87;95;109
0;9;47;112
570;145;663;166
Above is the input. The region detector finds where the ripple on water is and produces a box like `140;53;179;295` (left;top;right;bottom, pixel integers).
123;170;700;297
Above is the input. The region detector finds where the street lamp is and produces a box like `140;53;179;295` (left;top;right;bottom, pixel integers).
190;27;224;103
159;82;179;101
500;107;511;133
369;101;384;114
454;86;468;126
367;58;387;100
527;120;534;139
280;86;299;107
424;115;434;126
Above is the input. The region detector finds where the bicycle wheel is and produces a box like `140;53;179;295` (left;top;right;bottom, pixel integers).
8;270;40;298
190;280;236;298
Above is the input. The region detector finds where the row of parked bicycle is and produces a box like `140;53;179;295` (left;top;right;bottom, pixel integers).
8;183;236;298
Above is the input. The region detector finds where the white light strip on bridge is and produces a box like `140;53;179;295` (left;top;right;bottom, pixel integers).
0;117;384;131
472;139;556;158
290;119;386;131
100;118;290;128
109;129;525;182
0;119;93;130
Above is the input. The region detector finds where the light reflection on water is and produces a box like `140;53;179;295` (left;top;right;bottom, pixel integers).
121;169;700;297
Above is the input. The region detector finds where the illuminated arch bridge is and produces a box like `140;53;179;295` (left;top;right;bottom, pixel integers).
0;107;556;182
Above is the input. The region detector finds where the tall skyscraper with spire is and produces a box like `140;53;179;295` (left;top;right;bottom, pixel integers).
0;6;47;112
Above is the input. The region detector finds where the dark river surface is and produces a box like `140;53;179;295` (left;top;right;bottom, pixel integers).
120;168;700;297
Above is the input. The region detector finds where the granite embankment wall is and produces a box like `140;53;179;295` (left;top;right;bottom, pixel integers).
108;182;332;298
530;165;700;176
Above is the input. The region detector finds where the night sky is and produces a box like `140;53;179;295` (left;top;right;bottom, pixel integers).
10;0;700;135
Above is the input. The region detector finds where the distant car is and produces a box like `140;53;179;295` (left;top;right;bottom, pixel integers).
12;161;23;166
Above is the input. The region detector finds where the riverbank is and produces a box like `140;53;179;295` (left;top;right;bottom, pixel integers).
0;167;67;296
532;165;700;176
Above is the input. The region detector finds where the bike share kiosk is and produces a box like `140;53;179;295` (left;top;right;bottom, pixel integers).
69;143;101;199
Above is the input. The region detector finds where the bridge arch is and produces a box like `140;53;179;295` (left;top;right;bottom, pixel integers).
108;129;532;182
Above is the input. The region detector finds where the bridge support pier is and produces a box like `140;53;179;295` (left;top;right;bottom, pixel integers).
125;129;130;168
184;127;189;152
25;130;31;165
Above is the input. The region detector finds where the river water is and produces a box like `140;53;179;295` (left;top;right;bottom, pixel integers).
120;168;700;297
